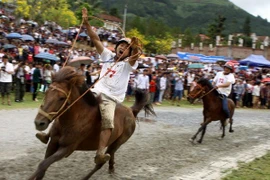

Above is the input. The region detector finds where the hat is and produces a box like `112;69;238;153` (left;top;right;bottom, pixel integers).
115;38;132;49
223;62;234;73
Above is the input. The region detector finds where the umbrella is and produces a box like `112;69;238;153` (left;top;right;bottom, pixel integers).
3;44;16;49
79;32;88;37
262;78;270;83
45;39;59;44
67;56;93;68
212;65;223;71
137;63;149;69
56;41;70;47
155;55;167;60
188;63;204;69
6;32;22;39
35;52;59;61
0;15;9;20
21;34;34;41
167;53;179;59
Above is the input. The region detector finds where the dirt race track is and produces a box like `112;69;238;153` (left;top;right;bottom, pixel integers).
1;107;270;180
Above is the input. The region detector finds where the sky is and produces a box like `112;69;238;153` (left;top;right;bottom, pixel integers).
230;0;270;21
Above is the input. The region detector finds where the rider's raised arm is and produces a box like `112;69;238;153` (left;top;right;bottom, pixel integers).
82;8;104;55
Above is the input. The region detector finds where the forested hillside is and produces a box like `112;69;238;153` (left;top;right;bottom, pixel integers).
99;0;270;36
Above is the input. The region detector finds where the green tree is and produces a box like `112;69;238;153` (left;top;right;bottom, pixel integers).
75;2;104;27
109;8;120;18
207;15;226;44
126;28;149;46
14;0;31;18
243;16;251;36
182;28;194;47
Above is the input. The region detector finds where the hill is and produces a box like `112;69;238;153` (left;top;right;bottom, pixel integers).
100;0;270;36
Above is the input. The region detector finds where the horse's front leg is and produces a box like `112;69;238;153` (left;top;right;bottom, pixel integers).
197;125;207;143
28;147;72;180
189;117;206;143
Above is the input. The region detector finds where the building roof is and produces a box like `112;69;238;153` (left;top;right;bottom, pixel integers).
98;14;122;23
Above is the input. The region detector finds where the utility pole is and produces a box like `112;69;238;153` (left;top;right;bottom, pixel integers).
122;4;127;34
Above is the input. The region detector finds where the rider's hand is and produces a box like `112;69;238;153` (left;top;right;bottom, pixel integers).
131;37;139;49
82;8;89;25
214;85;219;89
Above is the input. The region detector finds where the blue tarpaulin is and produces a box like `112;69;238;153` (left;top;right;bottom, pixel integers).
177;52;229;63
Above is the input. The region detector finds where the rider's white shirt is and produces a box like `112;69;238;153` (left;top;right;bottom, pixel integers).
213;72;235;96
92;48;138;102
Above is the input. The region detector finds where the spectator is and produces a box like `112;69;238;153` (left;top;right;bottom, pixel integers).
43;64;53;92
0;55;14;105
32;63;42;101
252;81;261;109
149;76;157;104
14;61;27;102
158;73;167;104
172;74;184;106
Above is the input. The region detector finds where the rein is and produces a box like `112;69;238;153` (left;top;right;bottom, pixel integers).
38;85;72;122
189;84;216;99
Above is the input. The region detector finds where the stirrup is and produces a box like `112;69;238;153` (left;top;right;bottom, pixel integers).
95;154;111;164
36;132;49;144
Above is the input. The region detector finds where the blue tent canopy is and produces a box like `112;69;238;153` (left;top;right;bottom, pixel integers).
239;54;270;68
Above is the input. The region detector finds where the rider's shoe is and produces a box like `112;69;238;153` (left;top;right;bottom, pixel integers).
36;132;49;144
94;154;111;164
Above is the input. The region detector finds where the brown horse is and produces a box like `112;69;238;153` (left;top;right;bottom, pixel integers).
29;66;155;180
188;78;235;144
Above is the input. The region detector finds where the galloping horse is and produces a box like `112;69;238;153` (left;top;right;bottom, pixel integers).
29;66;155;180
188;78;235;143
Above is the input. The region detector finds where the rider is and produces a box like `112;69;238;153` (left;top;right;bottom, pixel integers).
82;8;140;164
212;62;235;125
35;9;141;165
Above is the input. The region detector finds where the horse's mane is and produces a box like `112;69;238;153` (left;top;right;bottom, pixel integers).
53;66;99;106
197;78;220;96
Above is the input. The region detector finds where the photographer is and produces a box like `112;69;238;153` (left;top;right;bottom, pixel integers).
0;55;14;105
14;61;27;102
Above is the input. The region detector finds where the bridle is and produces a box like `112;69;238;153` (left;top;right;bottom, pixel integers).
188;84;216;99
38;84;72;122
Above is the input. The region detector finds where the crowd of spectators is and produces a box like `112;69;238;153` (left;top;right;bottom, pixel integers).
0;12;123;105
0;13;270;109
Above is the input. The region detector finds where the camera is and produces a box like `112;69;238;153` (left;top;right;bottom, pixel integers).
1;66;6;71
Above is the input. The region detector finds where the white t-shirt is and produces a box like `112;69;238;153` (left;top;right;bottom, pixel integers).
53;64;60;72
0;62;14;82
252;85;260;96
187;73;195;85
0;53;4;63
213;72;235;96
92;48;138;102
136;74;149;90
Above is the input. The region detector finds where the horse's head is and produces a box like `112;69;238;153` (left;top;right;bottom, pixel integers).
188;83;206;102
34;66;85;131
188;78;215;102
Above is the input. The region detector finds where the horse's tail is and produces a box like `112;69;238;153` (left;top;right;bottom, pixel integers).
131;89;156;118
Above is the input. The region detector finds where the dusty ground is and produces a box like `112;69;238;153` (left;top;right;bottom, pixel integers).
0;107;270;180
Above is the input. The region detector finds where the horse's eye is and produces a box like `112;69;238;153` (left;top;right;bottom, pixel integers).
59;97;66;101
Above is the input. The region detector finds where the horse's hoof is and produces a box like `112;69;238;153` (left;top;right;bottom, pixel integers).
109;168;115;174
189;138;194;143
218;137;224;140
229;130;234;133
197;140;202;144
